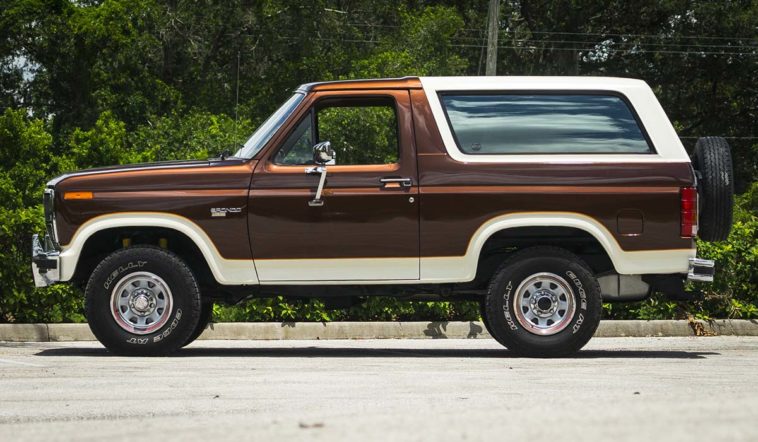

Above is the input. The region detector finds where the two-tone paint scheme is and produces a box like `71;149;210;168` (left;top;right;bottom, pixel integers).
34;76;700;293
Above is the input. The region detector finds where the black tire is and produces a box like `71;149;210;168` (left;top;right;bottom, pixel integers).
692;136;734;242
85;246;202;356
181;301;213;348
479;301;496;337
484;246;602;357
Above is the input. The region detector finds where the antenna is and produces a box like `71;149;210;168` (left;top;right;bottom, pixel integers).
235;50;241;142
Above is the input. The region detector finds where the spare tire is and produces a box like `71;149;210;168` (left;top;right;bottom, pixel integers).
691;136;734;242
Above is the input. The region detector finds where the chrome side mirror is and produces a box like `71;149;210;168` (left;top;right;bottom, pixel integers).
312;141;335;165
305;141;334;207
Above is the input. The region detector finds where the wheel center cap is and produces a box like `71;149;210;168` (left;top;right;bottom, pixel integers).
129;289;156;316
537;297;552;310
530;291;558;317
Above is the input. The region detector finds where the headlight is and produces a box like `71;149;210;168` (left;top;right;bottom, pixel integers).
43;187;59;249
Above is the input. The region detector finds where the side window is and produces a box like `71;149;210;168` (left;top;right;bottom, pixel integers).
274;97;399;165
440;94;652;154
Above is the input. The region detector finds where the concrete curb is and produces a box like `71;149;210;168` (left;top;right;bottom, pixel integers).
1;320;757;342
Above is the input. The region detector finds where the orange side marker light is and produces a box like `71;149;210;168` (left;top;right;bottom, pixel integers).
63;191;94;200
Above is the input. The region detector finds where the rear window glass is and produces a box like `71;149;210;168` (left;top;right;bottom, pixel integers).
440;94;652;154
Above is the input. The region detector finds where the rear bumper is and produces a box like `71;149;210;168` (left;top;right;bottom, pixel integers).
687;257;715;283
31;234;60;288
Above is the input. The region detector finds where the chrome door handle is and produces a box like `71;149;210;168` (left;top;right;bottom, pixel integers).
380;177;413;188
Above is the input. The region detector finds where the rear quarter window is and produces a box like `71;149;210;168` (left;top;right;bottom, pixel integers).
440;93;652;154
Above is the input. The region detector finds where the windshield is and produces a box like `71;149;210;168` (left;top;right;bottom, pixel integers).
234;92;305;159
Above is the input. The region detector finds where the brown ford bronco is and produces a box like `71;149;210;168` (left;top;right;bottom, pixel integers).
32;76;733;357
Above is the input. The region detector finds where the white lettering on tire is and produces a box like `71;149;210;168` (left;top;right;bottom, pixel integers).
153;309;183;343
501;281;518;330
572;313;585;334
126;337;148;345
123;309;183;345
566;270;588;310
104;260;147;289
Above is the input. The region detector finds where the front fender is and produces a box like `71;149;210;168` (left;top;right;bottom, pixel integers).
58;212;258;285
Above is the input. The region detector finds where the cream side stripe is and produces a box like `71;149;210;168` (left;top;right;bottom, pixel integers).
419;76;690;164
254;248;692;285
255;257;419;282
58;213;258;285
419;251;693;283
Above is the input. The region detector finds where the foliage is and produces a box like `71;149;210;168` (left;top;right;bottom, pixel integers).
0;108;83;322
214;297;480;323
695;185;758;318
0;1;755;322
318;105;398;165
130;111;253;162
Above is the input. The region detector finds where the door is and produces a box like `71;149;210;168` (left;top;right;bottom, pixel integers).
248;89;420;282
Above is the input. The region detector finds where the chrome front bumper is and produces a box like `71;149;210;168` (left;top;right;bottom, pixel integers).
31;234;60;287
687;257;715;283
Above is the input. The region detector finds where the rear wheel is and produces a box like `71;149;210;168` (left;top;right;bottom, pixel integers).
85;246;202;356
484;246;602;357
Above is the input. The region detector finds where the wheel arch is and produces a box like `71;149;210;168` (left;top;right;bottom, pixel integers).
58;213;258;285
470;225;614;287
468;213;621;272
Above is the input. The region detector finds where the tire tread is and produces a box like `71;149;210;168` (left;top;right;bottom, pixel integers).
693;136;734;242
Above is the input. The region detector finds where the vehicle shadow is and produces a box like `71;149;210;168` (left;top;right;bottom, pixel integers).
34;346;720;360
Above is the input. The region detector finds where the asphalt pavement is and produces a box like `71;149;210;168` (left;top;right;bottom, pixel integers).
1;337;757;441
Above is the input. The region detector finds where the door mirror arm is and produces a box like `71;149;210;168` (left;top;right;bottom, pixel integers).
306;141;334;207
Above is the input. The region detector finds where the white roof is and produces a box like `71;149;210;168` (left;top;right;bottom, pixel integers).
419;76;649;91
419;76;689;163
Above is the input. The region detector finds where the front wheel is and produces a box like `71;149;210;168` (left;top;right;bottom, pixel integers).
484;246;602;357
85;246;202;356
181;301;213;348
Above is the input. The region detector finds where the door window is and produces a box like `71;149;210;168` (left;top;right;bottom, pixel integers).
274;96;399;165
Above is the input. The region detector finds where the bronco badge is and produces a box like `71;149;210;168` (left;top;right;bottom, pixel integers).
210;207;242;217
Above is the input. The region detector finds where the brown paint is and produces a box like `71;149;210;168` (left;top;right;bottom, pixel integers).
413;151;693;255
54;161;256;260
410;89;446;155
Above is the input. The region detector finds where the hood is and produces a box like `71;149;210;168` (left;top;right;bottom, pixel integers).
46;159;241;187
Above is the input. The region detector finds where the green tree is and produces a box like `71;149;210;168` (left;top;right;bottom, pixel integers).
0;108;81;322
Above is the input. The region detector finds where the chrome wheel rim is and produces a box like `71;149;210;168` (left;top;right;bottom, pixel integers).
513;272;576;336
110;272;173;335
